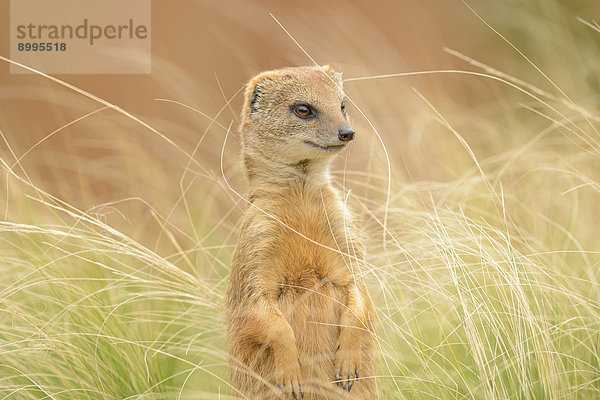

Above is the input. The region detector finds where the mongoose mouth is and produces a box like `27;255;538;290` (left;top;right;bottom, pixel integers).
304;140;347;152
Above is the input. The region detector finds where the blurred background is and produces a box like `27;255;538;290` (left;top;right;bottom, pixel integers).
2;0;599;236
2;0;600;399
0;0;591;190
1;0;598;213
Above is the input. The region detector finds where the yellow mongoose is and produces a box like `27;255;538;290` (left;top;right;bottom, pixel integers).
225;65;376;400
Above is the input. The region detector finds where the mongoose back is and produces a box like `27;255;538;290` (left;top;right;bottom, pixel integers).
225;65;377;400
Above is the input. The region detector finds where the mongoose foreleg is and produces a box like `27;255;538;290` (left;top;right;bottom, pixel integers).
241;295;304;399
334;282;370;392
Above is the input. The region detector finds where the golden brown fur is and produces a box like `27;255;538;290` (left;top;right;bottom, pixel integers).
225;65;377;400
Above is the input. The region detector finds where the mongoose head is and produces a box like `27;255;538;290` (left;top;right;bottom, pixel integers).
240;65;353;168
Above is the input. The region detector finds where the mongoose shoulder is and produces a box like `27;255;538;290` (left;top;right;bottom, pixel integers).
225;65;377;400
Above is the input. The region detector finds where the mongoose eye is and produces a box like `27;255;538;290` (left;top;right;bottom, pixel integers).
341;101;347;115
293;104;313;118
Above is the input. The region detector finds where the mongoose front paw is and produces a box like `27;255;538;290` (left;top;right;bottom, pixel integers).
275;358;304;399
333;341;361;392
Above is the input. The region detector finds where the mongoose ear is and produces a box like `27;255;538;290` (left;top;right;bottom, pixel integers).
330;71;343;87
320;65;342;89
249;81;264;113
245;70;293;116
244;77;271;116
329;71;343;94
244;70;283;115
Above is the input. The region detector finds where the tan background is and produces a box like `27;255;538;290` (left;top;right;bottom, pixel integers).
0;0;596;209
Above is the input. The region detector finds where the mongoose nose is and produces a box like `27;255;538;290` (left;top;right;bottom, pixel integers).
338;128;355;142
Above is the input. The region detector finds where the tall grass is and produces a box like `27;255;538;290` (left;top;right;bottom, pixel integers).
1;1;600;399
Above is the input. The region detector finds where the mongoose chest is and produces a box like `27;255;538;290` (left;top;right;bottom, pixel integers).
262;187;354;300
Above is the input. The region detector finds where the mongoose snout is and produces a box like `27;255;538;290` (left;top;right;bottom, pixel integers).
338;127;355;142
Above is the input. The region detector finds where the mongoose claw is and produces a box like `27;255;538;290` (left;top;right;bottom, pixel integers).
349;369;359;391
333;344;361;392
275;363;303;400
